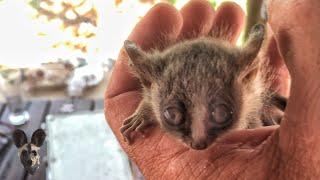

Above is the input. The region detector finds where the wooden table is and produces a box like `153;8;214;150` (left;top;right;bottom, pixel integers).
0;71;110;102
0;99;104;180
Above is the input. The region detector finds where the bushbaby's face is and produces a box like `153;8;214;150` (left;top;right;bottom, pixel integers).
150;45;247;150
124;24;265;150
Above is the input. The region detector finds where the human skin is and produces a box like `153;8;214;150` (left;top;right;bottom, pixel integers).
105;0;320;179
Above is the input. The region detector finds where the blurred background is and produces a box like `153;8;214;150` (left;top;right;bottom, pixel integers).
0;0;263;180
0;0;246;68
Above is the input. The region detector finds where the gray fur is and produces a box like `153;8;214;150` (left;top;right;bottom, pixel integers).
121;24;285;150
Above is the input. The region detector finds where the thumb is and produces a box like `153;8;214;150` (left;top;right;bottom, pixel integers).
260;24;290;97
268;0;320;174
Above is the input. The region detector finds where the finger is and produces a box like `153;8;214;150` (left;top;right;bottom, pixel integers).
268;0;320;168
216;126;278;147
120;119;135;133
123;117;133;125
266;37;290;97
105;3;183;98
268;0;320;79
210;2;245;44
178;0;215;40
260;25;290;97
125;119;142;133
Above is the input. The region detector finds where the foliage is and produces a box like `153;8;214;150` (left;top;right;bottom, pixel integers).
28;0;97;52
208;0;216;9
167;0;177;5
29;0;40;9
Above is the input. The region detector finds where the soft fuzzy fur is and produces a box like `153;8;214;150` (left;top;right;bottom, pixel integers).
120;24;286;150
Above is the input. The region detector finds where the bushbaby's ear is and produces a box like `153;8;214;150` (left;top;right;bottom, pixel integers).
124;40;163;85
31;129;46;147
13;129;28;148
124;40;146;62
237;24;265;81
239;24;265;69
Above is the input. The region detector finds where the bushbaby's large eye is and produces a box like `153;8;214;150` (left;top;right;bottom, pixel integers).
212;104;233;125
163;107;184;126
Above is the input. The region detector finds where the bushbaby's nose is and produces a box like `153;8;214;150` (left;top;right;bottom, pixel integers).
191;141;207;150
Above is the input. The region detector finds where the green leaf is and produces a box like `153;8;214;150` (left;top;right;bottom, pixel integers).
29;0;40;9
208;0;216;9
167;0;177;5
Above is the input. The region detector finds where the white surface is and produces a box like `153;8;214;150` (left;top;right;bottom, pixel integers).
46;111;132;180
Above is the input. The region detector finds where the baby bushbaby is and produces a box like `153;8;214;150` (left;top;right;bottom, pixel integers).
120;24;286;150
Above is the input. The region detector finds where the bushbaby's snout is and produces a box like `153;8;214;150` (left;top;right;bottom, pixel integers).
191;141;207;150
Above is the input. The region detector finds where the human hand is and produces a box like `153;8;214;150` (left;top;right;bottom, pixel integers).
105;0;320;179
